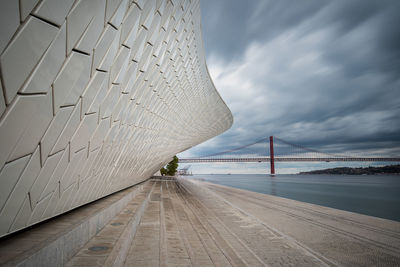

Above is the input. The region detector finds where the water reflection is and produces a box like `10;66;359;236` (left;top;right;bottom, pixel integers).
269;178;277;196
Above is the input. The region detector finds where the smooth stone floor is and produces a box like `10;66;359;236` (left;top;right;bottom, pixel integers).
2;177;400;266
68;178;400;266
182;178;400;267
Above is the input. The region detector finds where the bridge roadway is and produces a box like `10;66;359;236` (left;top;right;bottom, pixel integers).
179;157;400;163
0;177;399;266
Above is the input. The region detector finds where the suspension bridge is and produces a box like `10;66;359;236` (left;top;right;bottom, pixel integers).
179;136;400;175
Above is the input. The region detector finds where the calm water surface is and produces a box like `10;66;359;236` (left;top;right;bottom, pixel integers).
186;174;400;221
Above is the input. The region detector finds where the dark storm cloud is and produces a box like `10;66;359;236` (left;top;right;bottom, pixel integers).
180;0;400;159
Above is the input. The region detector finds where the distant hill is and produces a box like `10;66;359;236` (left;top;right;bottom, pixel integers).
299;165;400;175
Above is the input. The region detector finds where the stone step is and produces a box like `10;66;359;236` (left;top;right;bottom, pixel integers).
0;180;151;267
123;180;163;266
65;181;154;266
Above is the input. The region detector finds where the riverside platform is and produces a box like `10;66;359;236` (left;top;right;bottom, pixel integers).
0;177;399;266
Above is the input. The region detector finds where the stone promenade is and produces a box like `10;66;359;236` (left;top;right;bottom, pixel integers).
1;177;399;266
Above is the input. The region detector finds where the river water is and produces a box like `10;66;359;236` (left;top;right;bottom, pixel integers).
185;174;400;221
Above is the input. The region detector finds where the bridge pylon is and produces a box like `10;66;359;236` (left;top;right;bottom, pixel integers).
269;136;275;176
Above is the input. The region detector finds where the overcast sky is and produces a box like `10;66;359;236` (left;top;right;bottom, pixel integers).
179;0;400;173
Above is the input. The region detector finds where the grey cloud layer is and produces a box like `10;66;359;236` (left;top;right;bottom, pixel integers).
181;0;400;158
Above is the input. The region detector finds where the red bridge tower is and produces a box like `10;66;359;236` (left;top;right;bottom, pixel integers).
269;136;275;176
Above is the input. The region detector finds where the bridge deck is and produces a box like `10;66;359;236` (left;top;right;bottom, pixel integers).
1;178;399;266
180;157;400;163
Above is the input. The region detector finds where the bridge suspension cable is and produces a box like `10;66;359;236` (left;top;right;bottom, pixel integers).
179;136;400;175
198;137;268;158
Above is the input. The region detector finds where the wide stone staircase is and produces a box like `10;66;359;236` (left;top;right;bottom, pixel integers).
0;178;319;266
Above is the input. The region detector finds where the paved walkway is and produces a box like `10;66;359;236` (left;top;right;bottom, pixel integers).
66;178;400;266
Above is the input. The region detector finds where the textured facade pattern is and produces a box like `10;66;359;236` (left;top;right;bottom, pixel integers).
0;0;232;237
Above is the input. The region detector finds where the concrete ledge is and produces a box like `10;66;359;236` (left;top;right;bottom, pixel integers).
102;183;153;266
65;181;155;266
151;175;177;180
0;179;150;267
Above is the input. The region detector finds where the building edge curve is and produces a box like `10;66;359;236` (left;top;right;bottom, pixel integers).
0;0;232;237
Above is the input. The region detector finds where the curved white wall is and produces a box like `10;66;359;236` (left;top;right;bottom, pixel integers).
0;0;232;237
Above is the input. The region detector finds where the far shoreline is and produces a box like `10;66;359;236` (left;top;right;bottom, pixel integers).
298;164;400;175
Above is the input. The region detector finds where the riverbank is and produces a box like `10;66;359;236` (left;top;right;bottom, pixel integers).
299;164;400;175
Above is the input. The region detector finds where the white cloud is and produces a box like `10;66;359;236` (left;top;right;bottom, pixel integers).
181;1;400;174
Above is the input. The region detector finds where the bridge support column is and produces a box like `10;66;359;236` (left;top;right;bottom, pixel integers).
269;136;275;176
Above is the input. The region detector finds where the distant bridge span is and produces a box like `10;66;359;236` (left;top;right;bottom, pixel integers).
179;157;400;163
179;136;400;175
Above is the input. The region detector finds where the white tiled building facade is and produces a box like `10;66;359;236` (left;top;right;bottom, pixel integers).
0;0;232;237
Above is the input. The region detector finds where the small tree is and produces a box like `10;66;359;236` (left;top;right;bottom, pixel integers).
160;167;167;176
166;156;179;176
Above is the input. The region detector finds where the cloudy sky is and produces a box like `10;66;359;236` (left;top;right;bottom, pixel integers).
179;0;400;174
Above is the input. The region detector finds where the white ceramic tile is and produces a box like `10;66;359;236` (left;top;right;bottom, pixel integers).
140;0;156;30
21;23;66;94
111;46;130;84
29;150;63;209
0;155;30;211
143;12;155;33
98;29;121;72
112;94;129;122
104;121;119;144
81;71;107;115
147;13;161;46
100;84;120;119
9;196;32;233
121;61;138;94
92;25;118;72
7;92;53;163
60;148;85;192
66;0;106;54
0;147;40;234
90;118;110;151
81;147;101;181
120;4;140;48
0;83;5;117
50;101;81;154
74;2;107;54
61;181;79;212
28;192;52;225
138;43;153;72
105;0;123;24
130;27;147;62
133;0;145;9
109;0;128;29
0;0;20;54
156;0;166;15
0;93;52;168
41;186;59;220
40;146;69;200
20;0;40;22
68;157;88;195
160;2;173;30
53;52;91;113
0;16;58;104
32;0;75;27
87;76;109;114
40;106;74;164
70;113;98;153
54;182;75;215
